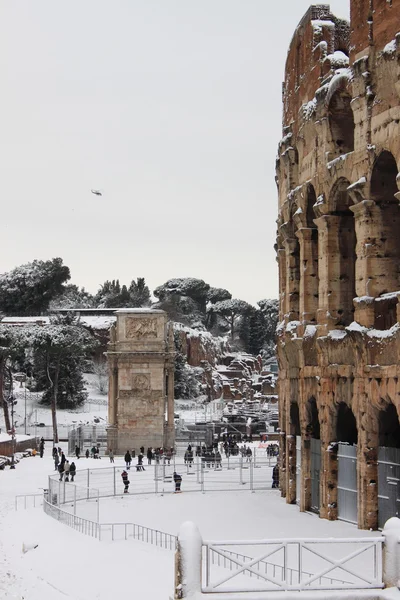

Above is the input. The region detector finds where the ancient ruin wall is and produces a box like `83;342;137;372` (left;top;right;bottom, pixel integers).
276;1;400;530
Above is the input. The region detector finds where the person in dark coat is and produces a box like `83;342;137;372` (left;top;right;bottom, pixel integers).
54;452;60;471
75;446;80;459
147;447;153;465
52;447;58;458
136;453;145;471
60;452;66;466
121;470;130;493
70;461;76;482
58;462;64;481
140;446;144;454
39;440;45;458
173;472;182;493
124;451;132;469
272;463;279;489
85;449;90;459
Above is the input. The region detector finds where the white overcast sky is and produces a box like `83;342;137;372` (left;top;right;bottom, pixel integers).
0;1;349;305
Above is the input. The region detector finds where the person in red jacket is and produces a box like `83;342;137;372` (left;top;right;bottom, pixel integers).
121;470;130;493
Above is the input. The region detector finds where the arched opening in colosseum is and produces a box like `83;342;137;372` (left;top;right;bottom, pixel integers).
371;151;400;325
379;403;400;448
328;91;354;156
332;178;356;326
306;397;320;440
336;402;358;444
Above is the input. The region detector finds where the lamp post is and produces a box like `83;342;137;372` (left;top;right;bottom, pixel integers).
9;370;15;469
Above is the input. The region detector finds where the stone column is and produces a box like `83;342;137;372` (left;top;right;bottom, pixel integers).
319;389;338;521
284;238;300;322
357;382;379;530
300;432;311;512
297;228;319;324
165;366;175;448
277;247;287;320
314;215;341;327
351;200;398;321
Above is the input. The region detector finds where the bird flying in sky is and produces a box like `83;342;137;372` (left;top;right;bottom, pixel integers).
91;189;102;196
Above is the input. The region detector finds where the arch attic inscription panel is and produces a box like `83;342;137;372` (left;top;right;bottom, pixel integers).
107;309;175;454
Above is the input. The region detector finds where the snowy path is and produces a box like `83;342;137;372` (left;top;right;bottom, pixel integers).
0;448;378;600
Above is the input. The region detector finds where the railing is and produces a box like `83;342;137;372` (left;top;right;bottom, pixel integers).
209;547;353;588
202;537;384;593
99;522;177;549
15;493;44;510
43;498;99;538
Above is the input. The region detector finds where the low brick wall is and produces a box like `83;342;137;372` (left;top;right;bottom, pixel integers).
0;437;39;457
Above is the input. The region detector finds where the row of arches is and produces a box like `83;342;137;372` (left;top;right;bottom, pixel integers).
290;398;400;449
285;150;400;329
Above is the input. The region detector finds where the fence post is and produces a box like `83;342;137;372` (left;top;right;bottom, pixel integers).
175;522;202;599
74;485;77;516
250;460;254;492
113;467;116;496
383;517;400;587
87;469;90;498
240;456;243;486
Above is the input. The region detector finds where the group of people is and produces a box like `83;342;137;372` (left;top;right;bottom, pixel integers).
123;447;146;471
52;447;77;482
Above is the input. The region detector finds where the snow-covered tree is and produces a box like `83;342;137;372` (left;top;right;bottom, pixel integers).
128;277;150;307
207;287;232;303
0;258;70;316
50;284;95;310
211;298;252;340
30;314;98;442
154;278;210;326
258;298;279;359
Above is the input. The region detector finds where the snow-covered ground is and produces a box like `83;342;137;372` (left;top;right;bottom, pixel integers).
0;446;390;600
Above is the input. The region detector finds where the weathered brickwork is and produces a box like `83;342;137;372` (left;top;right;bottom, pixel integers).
276;2;400;529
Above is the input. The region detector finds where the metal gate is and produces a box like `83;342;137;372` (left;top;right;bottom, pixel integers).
378;446;400;529
310;438;321;513
296;436;301;505
338;443;357;524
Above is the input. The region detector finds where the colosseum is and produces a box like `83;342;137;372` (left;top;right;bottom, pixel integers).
276;2;400;530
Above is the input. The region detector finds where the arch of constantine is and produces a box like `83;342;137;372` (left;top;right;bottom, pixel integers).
276;2;400;529
106;309;175;454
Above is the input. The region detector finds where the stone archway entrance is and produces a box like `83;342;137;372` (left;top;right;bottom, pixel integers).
337;402;358;524
378;404;400;528
106;309;175;455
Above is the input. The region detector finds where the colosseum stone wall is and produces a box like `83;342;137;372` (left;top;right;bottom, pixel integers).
276;2;400;530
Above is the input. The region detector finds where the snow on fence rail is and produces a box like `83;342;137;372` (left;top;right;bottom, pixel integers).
174;522;389;598
15;493;44;510
99;522;177;548
201;537;384;593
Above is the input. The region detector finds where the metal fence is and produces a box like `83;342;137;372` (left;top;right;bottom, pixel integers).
338;443;357;524
99;522;177;548
378;445;400;529
15;493;44;510
201;536;384;593
47;456;276;499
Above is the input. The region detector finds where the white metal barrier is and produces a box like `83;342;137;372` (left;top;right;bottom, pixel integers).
174;522;393;598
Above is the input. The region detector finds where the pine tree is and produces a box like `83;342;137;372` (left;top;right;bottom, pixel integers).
30;314;98;442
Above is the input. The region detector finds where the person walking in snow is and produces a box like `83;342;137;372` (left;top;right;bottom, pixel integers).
85;449;90;459
121;470;130;493
109;449;114;463
173;472;182;493
58;462;64;481
69;461;76;482
147;447;153;465
272;463;279;489
64;460;70;482
124;450;132;469
136;453;145;471
54;452;60;471
75;445;80;459
60;451;66;467
39;439;45;458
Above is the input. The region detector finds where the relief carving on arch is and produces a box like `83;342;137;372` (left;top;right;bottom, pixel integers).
125;317;158;339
